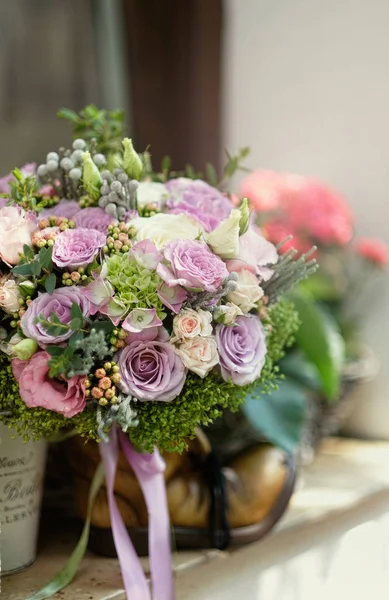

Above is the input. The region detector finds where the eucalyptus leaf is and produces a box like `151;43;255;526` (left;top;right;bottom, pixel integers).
12;263;35;276
68;330;84;347
39;246;53;270
31;260;42;277
23;244;35;260
44;273;56;295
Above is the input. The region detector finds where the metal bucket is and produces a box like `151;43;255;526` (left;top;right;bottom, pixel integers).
0;423;47;574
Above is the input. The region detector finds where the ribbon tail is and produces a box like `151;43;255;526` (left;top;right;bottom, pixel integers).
26;462;106;600
100;429;151;600
120;433;175;600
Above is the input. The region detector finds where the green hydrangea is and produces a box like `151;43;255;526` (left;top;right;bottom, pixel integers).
106;253;166;319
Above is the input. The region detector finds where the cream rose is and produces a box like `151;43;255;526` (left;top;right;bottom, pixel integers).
0;277;21;313
174;336;219;378
0;206;36;265
172;308;213;340
129;213;202;249
227;268;264;313
136;181;168;209
213;302;244;325
206;208;240;259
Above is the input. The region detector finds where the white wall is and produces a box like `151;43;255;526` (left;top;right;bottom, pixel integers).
222;0;389;437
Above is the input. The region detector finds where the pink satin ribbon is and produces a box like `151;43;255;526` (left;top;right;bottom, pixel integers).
100;428;175;600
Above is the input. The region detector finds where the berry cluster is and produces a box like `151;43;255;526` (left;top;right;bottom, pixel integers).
62;267;88;287
103;222;135;255
109;328;128;352
85;362;121;406
31;217;75;248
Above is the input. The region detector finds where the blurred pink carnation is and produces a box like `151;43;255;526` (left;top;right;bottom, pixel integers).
356;237;389;267
240;170;353;249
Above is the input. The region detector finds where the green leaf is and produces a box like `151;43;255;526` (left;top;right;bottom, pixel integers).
26;463;105;600
39;246;53;270
206;163;218;187
44;273;56;295
70;303;83;330
31;260;42;277
12;168;23;182
242;380;308;454
12;263;35;276
91;320;115;335
86;257;99;275
68;330;84;347
161;155;171;173
71;303;83;320
298;271;341;302
57;108;79;123
279;352;321;392
185;164;196;179
47;346;75;377
289;291;345;401
46;346;64;357
23;244;35;260
36;312;69;337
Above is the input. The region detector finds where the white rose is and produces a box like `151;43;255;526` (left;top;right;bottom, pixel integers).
227;268;264;313
172;308;213;340
213;302;243;325
174;336;219;378
136;181;169;209
0;277;21;313
129;213;202;249
206;209;240;259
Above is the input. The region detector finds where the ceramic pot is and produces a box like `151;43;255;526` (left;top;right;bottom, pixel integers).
0;423;47;574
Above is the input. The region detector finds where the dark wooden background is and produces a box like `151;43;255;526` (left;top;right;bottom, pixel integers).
0;0;222;174
123;0;223;173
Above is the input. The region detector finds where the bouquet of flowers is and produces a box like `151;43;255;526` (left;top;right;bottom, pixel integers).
0;107;317;598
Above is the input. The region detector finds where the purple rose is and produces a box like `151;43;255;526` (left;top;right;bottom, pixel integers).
52;227;106;269
74;207;113;233
157;240;229;293
21;287;90;346
118;338;187;401
216;315;267;385
41;199;81;220
166;178;232;232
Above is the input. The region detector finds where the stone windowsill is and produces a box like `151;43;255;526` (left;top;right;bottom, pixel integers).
4;438;389;600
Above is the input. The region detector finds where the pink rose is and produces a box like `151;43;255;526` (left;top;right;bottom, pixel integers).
12;351;86;418
0;206;36;265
